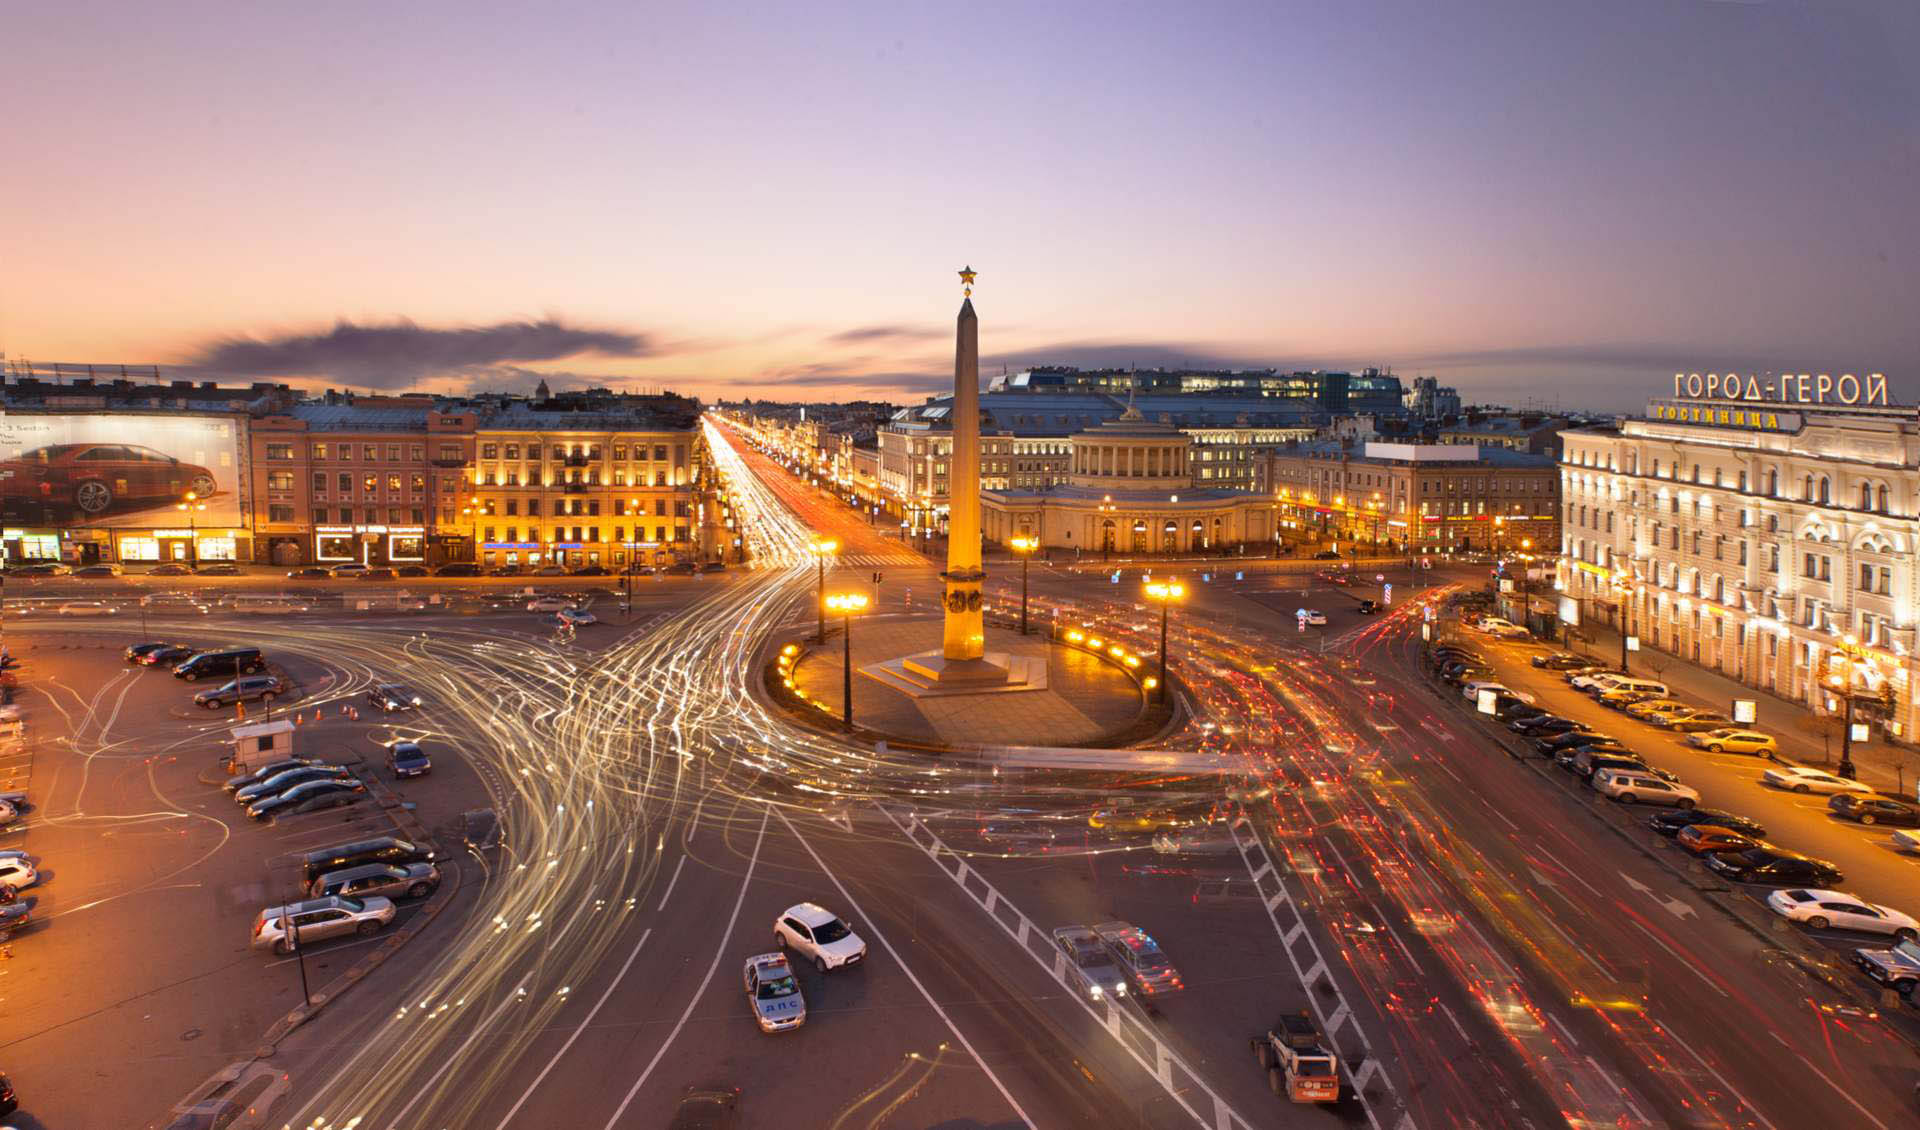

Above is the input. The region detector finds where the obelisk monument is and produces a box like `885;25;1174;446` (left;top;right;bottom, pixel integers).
941;265;987;661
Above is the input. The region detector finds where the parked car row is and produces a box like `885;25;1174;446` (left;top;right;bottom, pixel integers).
1051;919;1186;1006
223;756;367;821
251;836;441;954
1435;636;1920;1001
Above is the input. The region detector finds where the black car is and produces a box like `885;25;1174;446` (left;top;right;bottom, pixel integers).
667;1087;739;1130
487;564;523;577
301;835;437;884
1705;847;1842;886
396;565;430;577
247;778;365;821
125;640;184;663
699;561;727;573
234;765;352;805
1357;599;1378;614
1531;653;1590;669
1442;666;1495;687
663;562;697;575
194;562;241;576
287;567;331;579
1512;715;1579;735
173;647;266;681
147;562;193;576
357;567;397;580
569;565;611;576
1647;807;1768;839
386;741;432;778
137;644;196;667
434;563;481;577
1827;794;1920;827
1535;730;1615;753
224;757;318;793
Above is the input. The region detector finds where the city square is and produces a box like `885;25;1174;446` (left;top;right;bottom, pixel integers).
5;4;1919;1128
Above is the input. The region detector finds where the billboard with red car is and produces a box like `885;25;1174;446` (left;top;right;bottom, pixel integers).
0;412;243;526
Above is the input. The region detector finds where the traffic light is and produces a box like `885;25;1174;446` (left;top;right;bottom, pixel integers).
873;572;883;584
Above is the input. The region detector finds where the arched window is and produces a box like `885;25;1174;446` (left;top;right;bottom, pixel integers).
1819;476;1831;505
1804;474;1815;501
1876;484;1889;513
1764;468;1777;496
1861;483;1874;511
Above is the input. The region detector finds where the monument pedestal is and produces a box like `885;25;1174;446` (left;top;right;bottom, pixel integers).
866;648;1047;698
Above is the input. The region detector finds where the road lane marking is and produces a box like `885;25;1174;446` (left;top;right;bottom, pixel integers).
781;806;1034;1128
1531;845;1606;898
492;927;653;1129
654;854;687;911
1790;1052;1893;1130
601;809;769;1129
1625;917;1726;997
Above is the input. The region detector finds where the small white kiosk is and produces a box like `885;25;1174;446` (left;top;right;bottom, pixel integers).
228;719;298;773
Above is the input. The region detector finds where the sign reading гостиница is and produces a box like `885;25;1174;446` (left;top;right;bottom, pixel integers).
1672;371;1889;406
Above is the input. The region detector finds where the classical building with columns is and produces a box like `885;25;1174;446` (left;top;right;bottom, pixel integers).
980;406;1275;554
1558;393;1920;741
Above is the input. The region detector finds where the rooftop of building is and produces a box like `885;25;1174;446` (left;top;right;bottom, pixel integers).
1274;440;1557;468
891;391;1324;435
984;482;1253;503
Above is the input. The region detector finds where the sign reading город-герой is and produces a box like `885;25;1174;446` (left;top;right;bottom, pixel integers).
1673;371;1889;406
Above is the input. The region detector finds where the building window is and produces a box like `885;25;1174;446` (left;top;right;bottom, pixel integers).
338;472;353;493
363;474;378;493
267;470;295;492
505;444;520;459
386;445;401;462
363;444;378;461
481;444;499;459
313;507;329;524
387;474;403;492
506;499;518;516
528;499;541;516
311;443;329;460
266;443;294;460
269;505;294;522
312;472;327;493
439;444;461;461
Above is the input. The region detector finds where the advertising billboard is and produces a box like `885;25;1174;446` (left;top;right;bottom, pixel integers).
0;412;244;527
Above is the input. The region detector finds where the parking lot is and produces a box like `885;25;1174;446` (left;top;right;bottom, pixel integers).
0;622;497;1129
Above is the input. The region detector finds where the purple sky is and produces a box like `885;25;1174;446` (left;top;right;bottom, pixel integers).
4;1;1915;409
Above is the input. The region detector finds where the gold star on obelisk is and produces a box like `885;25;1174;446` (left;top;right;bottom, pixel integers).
958;265;976;298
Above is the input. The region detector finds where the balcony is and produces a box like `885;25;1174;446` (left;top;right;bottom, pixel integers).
563;482;588;494
430;457;467;468
563;454;591;468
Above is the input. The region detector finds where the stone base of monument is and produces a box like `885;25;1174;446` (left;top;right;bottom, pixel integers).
865;649;1047;697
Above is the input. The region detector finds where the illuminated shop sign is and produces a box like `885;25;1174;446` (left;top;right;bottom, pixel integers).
1671;371;1888;406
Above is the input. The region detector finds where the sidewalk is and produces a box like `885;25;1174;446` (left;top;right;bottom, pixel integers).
1563;617;1920;797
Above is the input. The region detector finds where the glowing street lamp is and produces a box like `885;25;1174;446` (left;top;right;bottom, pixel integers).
825;591;869;729
1009;534;1039;634
1143;579;1186;703
809;537;839;642
176;491;207;570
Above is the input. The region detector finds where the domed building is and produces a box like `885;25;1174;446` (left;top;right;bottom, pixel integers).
981;400;1276;554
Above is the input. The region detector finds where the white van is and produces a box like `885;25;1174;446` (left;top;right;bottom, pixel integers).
1590;677;1667;700
1570;670;1625;692
1592;769;1699;808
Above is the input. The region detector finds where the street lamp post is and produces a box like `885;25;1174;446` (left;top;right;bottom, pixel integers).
1828;653;1863;780
825;592;868;730
808;537;838;643
176;492;207;570
1009;535;1038;634
1614;569;1633;673
1143;580;1185;704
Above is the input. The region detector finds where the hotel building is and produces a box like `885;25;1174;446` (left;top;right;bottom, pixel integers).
1558;392;1920;740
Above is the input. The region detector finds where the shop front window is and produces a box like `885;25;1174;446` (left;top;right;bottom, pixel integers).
197;537;236;561
119;537;160;562
317;534;357;560
390;535;424;560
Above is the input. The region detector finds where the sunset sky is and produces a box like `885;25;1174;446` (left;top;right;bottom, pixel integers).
5;1;1915;409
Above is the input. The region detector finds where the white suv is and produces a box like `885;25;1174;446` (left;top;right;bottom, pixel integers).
773;902;867;973
1592;768;1699;808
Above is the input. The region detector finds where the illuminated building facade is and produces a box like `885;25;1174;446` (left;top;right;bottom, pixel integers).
1558;392;1920;741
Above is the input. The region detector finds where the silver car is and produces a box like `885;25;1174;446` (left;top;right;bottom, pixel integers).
742;952;807;1032
1052;925;1128;1002
250;895;395;954
308;861;441;901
